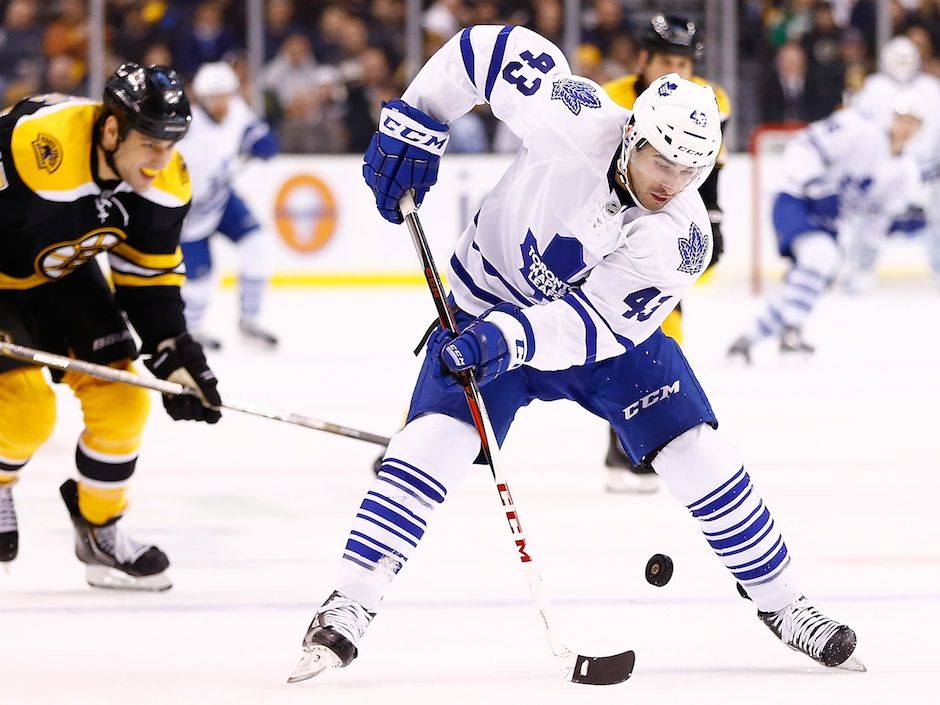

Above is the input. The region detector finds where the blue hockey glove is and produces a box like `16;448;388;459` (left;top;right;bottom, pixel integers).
429;304;532;390
362;99;449;224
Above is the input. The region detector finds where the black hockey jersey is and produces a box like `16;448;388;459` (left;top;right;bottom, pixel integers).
0;93;192;352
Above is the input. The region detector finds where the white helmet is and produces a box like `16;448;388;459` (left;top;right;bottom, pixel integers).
618;73;722;192
192;62;240;98
880;36;920;83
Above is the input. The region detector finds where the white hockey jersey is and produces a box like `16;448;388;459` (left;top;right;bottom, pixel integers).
778;108;923;218
176;97;275;242
852;72;940;175
403;25;713;373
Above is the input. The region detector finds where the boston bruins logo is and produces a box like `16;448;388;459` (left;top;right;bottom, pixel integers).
32;132;63;173
36;228;125;279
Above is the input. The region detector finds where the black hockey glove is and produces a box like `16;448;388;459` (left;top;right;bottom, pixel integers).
144;333;222;424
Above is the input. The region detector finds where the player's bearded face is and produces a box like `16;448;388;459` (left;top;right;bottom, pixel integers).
112;130;176;192
626;143;698;210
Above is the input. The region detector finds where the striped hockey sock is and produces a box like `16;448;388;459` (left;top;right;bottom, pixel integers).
687;467;798;611
751;265;828;340
336;456;448;608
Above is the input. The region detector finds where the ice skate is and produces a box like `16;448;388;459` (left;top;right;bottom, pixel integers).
0;483;18;564
239;318;278;349
779;326;814;356
727;335;753;364
288;590;375;683
59;480;171;591
758;596;865;671
191;331;222;351
604;428;658;493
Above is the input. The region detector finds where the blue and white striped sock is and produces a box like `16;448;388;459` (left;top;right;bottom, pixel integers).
336;456;448;608
687;467;798;611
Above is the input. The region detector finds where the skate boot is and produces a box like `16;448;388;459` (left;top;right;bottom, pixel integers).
191;331;222;351
779;326;814;356
59;480;171;591
604;428;658;493
288;590;376;683
758;596;865;670
0;483;18;563
727;335;753;364
239;318;278;348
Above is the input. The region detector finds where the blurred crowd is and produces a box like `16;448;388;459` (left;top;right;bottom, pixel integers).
3;0;940;153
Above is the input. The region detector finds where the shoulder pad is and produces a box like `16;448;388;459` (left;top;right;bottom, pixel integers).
602;74;640;110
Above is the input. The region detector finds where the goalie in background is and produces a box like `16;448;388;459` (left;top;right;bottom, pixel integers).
0;64;222;590
728;100;925;363
177;61;281;351
601;14;731;493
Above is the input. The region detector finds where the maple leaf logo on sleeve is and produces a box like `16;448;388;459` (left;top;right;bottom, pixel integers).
677;222;709;274
551;78;602;115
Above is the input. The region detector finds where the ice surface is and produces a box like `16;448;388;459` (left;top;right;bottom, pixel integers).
2;280;938;704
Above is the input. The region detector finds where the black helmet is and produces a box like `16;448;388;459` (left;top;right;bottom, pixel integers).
641;14;704;61
103;63;191;143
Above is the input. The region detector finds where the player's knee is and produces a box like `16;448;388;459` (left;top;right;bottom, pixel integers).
67;360;150;454
236;229;271;280
793;232;840;280
0;367;57;462
379;414;480;500
651;424;743;506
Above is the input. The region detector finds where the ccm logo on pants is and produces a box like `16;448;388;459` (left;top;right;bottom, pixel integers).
623;380;680;420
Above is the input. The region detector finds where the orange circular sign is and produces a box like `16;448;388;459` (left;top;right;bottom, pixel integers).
273;173;337;253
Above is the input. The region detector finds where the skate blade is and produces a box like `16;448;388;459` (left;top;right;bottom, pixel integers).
836;655;867;673
85;565;172;592
287;646;342;684
605;474;659;494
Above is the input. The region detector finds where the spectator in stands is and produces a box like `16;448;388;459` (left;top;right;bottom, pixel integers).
802;1;846;118
314;3;352;66
767;0;816;47
583;0;633;56
368;0;406;60
43;0;88;76
264;0;305;62
110;3;159;65
41;51;85;95
142;41;174;70
0;0;44;105
762;41;814;123
173;0;241;77
528;0;564;48
345;44;399;152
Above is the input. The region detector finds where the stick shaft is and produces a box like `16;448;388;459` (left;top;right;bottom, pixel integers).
399;192;568;657
0;340;390;447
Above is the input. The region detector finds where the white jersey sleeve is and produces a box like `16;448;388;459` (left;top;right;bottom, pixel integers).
402;25;571;140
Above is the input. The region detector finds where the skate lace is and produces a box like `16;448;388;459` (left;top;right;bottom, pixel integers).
0;486;16;533
318;592;374;646
93;523;150;565
774;599;841;659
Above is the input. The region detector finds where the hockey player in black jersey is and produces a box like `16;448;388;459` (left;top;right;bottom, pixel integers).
0;64;221;591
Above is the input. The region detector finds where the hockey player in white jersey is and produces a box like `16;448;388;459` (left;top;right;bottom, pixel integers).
845;35;940;292
288;26;861;681
728;103;924;362
177;61;280;350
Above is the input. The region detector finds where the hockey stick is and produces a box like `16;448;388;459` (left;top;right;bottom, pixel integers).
0;340;391;447
400;192;635;685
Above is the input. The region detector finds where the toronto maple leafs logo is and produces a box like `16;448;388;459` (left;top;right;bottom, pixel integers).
551;78;602;116
690;110;707;127
520;230;586;301
658;80;678;97
677;223;709;275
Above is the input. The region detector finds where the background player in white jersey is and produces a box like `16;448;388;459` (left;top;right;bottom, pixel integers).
844;36;940;292
288;26;860;681
728;104;923;362
176;61;280;350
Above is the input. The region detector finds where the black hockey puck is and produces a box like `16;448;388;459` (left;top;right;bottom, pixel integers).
645;553;673;587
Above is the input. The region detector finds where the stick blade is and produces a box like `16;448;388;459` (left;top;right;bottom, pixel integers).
567;650;636;685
